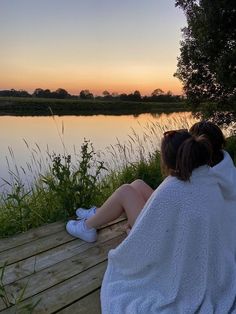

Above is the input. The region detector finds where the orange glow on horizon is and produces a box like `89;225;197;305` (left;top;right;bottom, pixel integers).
0;56;183;95
0;68;183;96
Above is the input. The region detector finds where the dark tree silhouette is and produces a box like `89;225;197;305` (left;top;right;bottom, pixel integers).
79;89;94;99
55;88;69;99
33;88;45;98
102;90;110;97
151;88;164;97
133;90;142;101
0;89;31;97
33;88;71;99
119;91;142;101
33;88;51;98
175;0;236;123
119;93;128;101
102;90;113;100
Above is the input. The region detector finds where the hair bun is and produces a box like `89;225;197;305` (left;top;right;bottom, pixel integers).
175;135;213;181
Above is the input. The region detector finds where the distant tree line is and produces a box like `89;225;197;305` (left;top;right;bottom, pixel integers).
0;88;183;102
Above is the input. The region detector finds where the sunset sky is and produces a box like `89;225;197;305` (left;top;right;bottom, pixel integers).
1;0;186;96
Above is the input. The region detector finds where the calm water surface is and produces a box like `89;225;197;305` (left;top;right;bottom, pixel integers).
0;112;197;189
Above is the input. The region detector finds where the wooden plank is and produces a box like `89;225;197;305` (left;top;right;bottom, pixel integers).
0;230;74;267
0;221;65;252
0;235;124;311
3;220;125;285
0;261;107;314
58;289;101;314
0;216;125;259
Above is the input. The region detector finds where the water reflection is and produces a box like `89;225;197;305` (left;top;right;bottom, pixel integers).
0;112;198;189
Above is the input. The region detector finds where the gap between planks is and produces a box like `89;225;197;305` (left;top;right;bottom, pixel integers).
56;288;101;314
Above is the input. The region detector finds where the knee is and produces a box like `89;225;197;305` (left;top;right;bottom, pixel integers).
131;179;145;189
117;183;135;196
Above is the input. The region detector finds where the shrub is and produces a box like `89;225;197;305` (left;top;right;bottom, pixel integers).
0;140;107;237
41;140;106;216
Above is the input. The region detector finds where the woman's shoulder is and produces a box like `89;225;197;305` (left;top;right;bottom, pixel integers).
153;176;187;201
154;167;211;199
158;175;186;189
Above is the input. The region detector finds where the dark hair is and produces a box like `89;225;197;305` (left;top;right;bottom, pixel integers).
161;130;212;181
189;121;225;166
161;130;191;177
175;135;212;181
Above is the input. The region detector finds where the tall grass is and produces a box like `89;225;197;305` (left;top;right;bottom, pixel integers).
0;140;106;237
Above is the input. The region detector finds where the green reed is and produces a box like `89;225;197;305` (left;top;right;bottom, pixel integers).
0;261;40;313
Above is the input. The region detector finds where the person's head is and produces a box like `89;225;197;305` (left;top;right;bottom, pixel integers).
161;129;212;181
189;121;225;165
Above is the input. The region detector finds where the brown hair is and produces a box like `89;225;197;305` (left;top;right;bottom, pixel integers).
161;130;212;181
161;130;191;178
189;121;225;166
175;135;212;181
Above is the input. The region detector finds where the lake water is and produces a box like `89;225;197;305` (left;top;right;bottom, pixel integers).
0;112;198;190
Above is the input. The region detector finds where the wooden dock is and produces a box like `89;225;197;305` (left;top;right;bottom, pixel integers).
0;218;126;313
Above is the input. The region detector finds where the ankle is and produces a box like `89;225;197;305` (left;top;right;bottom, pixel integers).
85;219;95;230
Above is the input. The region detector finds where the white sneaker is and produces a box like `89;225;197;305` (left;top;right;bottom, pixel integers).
66;219;97;242
76;206;97;219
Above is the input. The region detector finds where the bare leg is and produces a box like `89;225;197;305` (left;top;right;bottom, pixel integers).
130;179;154;202
86;183;147;229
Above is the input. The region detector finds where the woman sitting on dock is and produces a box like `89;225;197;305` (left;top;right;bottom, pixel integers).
100;127;236;313
66;122;236;313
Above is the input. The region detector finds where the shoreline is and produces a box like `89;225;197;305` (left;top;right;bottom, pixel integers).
0;97;187;116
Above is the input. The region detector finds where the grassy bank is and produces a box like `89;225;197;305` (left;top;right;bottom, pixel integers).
0;96;187;116
0;139;163;237
0;134;235;238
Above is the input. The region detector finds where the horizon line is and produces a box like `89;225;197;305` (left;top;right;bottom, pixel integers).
0;87;184;97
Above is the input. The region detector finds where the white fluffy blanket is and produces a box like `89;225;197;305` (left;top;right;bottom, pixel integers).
101;153;236;314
